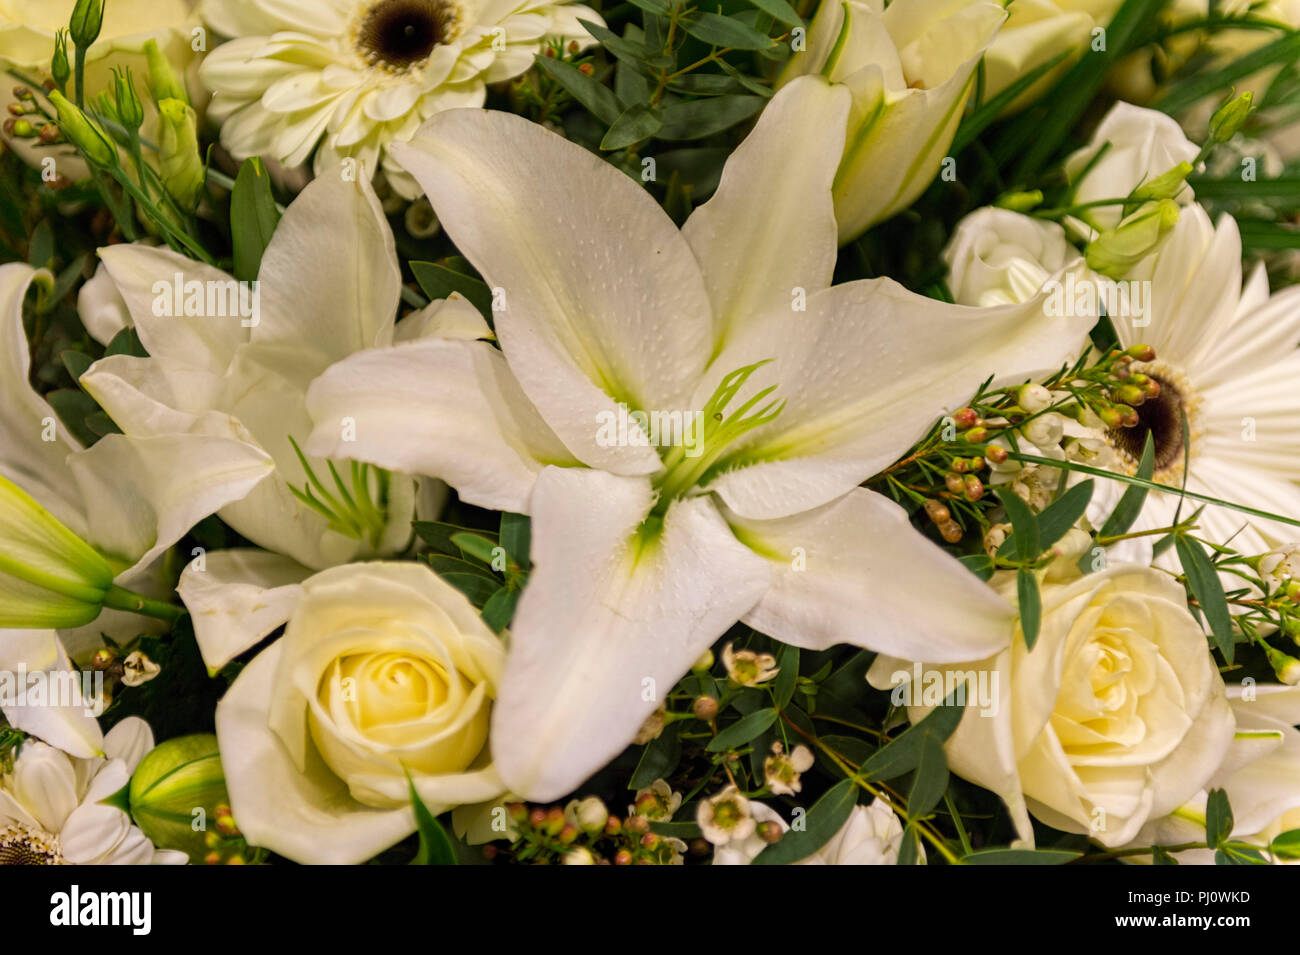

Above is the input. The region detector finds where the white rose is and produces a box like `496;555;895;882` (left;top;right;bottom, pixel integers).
944;208;1084;307
214;561;507;864
868;565;1234;847
1064;102;1200;231
1124;684;1300;863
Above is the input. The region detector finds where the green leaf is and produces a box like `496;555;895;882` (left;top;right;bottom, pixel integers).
962;848;1082;865
408;775;457;865
61;349;93;383
743;0;802;27
1097;432;1154;540
579;20;658;71
1175;536;1235;663
480;586;520;634
230;157;281;283
45;389;101;447
707;707;778;751
424;554;499;581
958;553;995;581
680;12;775;50
27;219;53;269
1236;219;1300;250
450;531;501;568
104;326;147;358
1268;828;1300;860
601;103;662;149
630;728;681;788
1153;845;1179;865
896;824;923;866
624;0;670;13
1187;176;1300;204
996;487;1039;561
412;520;496;556
951;49;1072;154
1035;480;1094;552
907;736;950;818
1156;30;1300;115
437;573;501;607
772;644;799;709
751;778;856;865
656;95;765;140
1205;788;1233;848
1017;567;1042;650
533;53;624;125
860;689;966;782
499;512;531;570
409;260;493;318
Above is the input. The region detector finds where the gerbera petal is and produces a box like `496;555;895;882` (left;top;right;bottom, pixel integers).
492;466;770;800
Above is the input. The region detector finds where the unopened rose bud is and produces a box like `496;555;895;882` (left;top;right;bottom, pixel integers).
692;694;719;721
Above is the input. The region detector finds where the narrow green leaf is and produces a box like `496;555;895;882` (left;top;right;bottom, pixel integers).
860;689;966;782
1205;788;1233;848
707;707;778;751
1001;480;1092;559
951;49;1071;154
1236;219;1300;250
601;103;662;149
480;586;520;634
1097;432;1154;539
61;349;93;383
656;95;765;140
534;53;624;124
499;512;531;570
772;644;799;709
450;531;500;568
436;573;501;607
1268;828;1300;860
680;12;775;50
230;158;281;282
408;775;458;865
1153;845;1180;865
409;260;493;318
1175;536;1235;663
752;778;856;865
962;848;1082;865
997;487;1040;561
1187;176;1300;203
907;736;950;818
743;0;802;27
1156;30;1300;115
412;520;496;556
630;729;681;788
1017;568;1042;650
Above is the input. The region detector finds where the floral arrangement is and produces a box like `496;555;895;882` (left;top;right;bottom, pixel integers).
2;0;1300;870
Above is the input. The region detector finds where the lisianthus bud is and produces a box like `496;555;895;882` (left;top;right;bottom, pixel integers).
51;31;70;91
112;69;144;132
143;38;188;105
1262;643;1300;686
1208;91;1253;145
156;98;202;207
995;190;1043;213
69;0;104;49
129;734;231;862
1129;161;1194;203
0;472;115;628
47;90;116;167
1085;200;1180;280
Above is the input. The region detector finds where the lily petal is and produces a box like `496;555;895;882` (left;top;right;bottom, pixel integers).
391;109;715;473
697;277;1093;519
306;337;578;513
0;630;104;758
727;488;1014;661
682;76;850;347
492;466;770;800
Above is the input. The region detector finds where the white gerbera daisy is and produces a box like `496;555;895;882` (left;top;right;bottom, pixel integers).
198;0;602;196
0;718;187;865
1090;203;1300;564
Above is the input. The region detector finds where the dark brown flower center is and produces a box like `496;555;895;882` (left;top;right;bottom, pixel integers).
358;0;453;69
1107;370;1187;475
0;824;61;865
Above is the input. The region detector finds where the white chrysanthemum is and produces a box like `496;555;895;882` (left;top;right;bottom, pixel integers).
198;0;602;196
1090;204;1300;565
0;718;187;865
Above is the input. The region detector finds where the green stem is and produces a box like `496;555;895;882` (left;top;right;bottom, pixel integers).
101;585;187;622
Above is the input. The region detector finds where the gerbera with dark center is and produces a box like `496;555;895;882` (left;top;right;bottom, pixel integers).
356;0;460;70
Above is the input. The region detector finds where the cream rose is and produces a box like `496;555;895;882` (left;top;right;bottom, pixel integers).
213;561;506;864
1125;684;1300;863
868;565;1234;847
944;207;1084;307
1063;102;1200;231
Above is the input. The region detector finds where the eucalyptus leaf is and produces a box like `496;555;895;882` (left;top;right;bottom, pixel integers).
752;778;856;865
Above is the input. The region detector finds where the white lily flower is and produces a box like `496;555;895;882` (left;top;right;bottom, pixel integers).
79;173;494;571
305;77;1096;800
777;0;1007;242
0;629;103;758
198;0;602;197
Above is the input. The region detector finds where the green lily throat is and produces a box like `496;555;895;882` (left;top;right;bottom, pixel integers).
287;436;393;548
649;359;785;514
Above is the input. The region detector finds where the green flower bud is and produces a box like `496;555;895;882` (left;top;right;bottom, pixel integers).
47;90;116;167
995;189;1044;213
112;68;144;131
1209;91;1253;144
1262;642;1300;686
156;98;203;208
129;734;231;862
1085;199;1180;280
68;0;104;49
144;39;188;106
51;30;70;91
0;472;114;628
1130;161;1194;203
